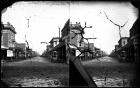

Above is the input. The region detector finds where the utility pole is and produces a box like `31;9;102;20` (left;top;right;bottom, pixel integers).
25;35;26;58
26;17;31;28
25;16;31;59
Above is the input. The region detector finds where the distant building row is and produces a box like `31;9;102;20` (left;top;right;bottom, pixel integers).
1;22;38;61
41;19;106;64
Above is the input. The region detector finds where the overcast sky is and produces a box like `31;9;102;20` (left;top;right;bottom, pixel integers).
2;1;138;54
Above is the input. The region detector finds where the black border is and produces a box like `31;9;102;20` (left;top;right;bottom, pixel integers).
1;0;140;87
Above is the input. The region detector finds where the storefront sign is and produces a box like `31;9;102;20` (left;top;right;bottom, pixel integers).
76;50;81;56
7;50;13;57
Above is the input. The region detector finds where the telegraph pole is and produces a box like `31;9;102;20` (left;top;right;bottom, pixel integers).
26;17;30;28
25;16;31;59
25;35;26;58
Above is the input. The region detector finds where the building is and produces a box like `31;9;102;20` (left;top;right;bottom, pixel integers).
81;43;95;60
15;42;26;59
69;22;83;59
46;44;52;51
47;19;97;63
41;44;52;59
70;22;96;61
118;37;129;47
1;22;16;60
15;43;26;51
49;19;97;63
1;22;16;48
47;19;70;63
110;18;139;63
49;37;60;48
129;18;139;62
70;22;83;47
49;37;60;62
115;45;119;51
50;19;70;63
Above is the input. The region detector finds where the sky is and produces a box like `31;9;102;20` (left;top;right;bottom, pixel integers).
2;1;138;55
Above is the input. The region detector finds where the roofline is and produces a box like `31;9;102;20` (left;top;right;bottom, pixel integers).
2;27;17;34
49;37;60;43
61;18;70;32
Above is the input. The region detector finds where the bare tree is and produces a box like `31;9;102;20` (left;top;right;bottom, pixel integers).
71;22;93;46
103;11;128;39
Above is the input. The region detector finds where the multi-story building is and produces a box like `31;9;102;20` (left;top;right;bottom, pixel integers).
15;42;26;58
70;22;83;47
49;37;60;48
118;37;129;47
1;22;16;48
15;43;26;51
70;22;95;60
115;45;120;51
48;19;96;63
110;18;139;63
81;43;95;60
1;22;16;60
95;47;100;57
46;45;52;52
49;37;60;61
31;50;39;57
48;19;70;63
129;18;139;62
69;22;83;58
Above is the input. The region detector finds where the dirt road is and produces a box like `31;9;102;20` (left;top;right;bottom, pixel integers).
82;56;136;87
1;56;69;87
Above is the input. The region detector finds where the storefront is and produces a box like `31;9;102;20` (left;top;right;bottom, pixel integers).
50;42;66;63
1;46;9;60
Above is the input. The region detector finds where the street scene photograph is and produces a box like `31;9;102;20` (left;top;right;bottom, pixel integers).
1;1;140;87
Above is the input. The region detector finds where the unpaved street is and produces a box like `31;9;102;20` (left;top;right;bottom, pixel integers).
1;56;137;87
82;56;136;87
1;56;69;87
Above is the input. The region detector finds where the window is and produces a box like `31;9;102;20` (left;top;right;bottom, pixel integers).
55;41;57;45
53;52;57;57
123;41;125;45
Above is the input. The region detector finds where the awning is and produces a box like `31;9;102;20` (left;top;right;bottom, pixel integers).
1;45;8;49
50;42;66;51
9;47;15;50
117;40;133;52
